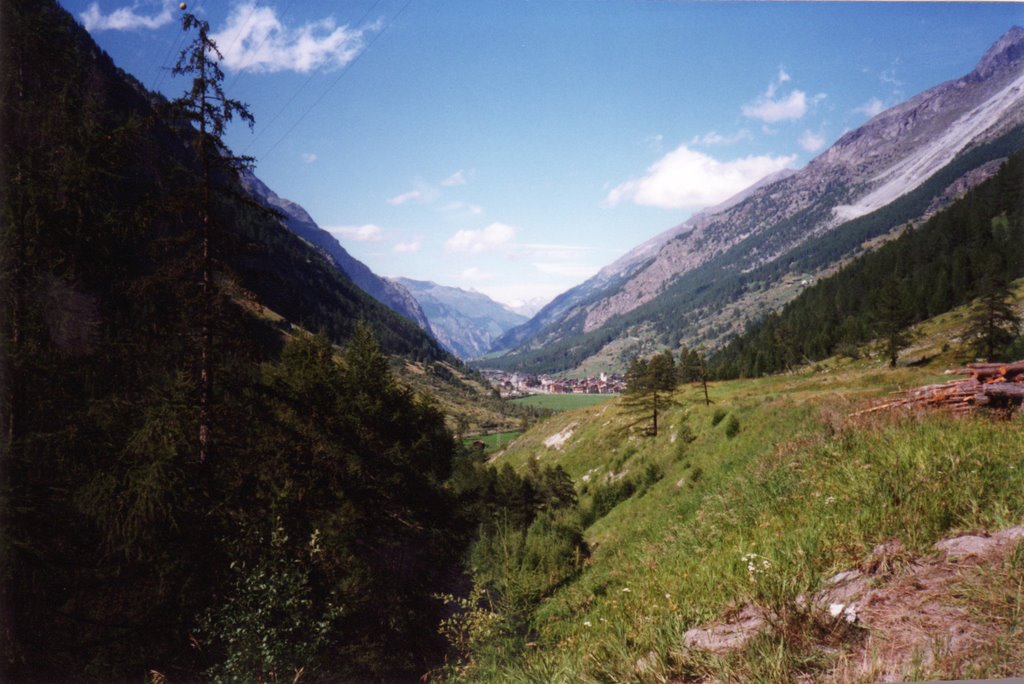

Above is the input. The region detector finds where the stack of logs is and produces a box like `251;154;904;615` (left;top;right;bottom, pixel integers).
856;361;1024;416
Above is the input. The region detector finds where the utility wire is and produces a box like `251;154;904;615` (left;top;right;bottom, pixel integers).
223;0;297;94
240;0;385;155
153;0;210;94
252;0;410;161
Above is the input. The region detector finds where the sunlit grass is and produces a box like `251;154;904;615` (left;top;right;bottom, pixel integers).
465;355;1024;682
511;393;617;411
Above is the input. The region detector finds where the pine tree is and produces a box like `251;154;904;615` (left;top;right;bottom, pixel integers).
621;350;679;436
964;274;1021;361
871;275;915;367
169;10;255;463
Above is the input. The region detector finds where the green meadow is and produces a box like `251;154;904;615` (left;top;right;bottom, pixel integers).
448;340;1024;682
511;393;617;411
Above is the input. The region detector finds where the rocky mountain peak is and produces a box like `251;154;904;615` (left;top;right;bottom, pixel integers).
972;25;1024;80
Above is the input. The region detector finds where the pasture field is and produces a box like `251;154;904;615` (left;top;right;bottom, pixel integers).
510;393;616;411
463;430;523;455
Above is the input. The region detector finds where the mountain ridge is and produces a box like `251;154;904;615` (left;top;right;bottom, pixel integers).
391;278;527;359
488;25;1024;374
240;171;432;330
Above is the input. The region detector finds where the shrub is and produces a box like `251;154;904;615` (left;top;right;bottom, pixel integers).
724;414;741;438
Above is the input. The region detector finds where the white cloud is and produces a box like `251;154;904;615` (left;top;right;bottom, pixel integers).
388;189;426;205
326;224;384;242
604;145;796;210
855;97;885;118
798;130;826;153
443;201;483;216
80;0;175;31
532;262;600;278
393;239;422;253
441;170;468;187
742;69;825;123
210;3;371;74
743;90;809;123
510;243;592;261
691;129;753;147
301;152;317;164
880;65;902;87
445;223;518;254
461;266;492;281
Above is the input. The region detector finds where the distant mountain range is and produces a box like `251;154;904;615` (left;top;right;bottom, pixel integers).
240;172;431;331
391;278;527;359
488;26;1024;374
233;174;530;360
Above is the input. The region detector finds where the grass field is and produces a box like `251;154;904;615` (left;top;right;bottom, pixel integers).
443;285;1024;683
463;430;523;455
510;393;616;411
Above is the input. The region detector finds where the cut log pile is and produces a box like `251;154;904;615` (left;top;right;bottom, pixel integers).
855;361;1024;416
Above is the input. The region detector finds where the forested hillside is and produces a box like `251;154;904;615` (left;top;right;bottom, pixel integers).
0;2;477;680
711;151;1024;377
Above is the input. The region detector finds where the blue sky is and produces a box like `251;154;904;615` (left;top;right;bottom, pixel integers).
60;0;1023;308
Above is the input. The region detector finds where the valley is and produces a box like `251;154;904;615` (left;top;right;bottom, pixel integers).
4;2;1024;682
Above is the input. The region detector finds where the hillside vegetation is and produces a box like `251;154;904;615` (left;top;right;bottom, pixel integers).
712;150;1024;377
447;304;1024;682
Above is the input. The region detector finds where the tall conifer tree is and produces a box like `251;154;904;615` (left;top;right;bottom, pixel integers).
169;11;255;462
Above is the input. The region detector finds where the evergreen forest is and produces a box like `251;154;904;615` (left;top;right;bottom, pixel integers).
0;2;565;680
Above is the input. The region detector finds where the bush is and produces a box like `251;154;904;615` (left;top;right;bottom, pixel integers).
724;414;741;438
638;463;664;494
711;408;728;426
201;521;340;684
583;477;637;526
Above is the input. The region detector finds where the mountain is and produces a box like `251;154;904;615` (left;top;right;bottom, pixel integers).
711;149;1024;377
2;1;466;679
240;172;431;330
391;278;527;359
490;168;797;354
504;297;549;319
489;27;1024;374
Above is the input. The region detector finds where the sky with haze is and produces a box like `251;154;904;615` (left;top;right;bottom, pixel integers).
58;0;1024;309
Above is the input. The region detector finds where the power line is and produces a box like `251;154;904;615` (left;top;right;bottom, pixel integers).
254;0;410;162
152;0;210;94
224;0;297;94
240;0;386;155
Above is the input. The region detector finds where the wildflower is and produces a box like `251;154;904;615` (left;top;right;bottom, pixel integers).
825;495;836;505
621;587;631;593
583;620;592;627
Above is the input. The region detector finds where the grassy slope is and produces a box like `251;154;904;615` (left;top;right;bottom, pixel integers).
511;394;617;411
238;297;525;435
474;290;1024;683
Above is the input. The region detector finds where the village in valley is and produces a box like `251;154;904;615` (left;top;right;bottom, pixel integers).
482;370;626;398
